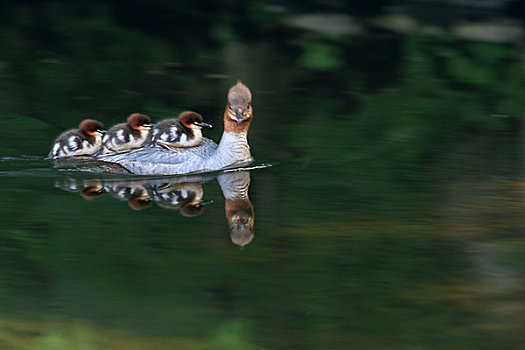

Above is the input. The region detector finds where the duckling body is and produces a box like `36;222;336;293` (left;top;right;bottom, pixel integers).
49;119;105;159
149;111;212;150
102;113;151;153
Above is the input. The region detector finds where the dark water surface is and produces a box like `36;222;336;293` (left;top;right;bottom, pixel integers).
1;1;525;349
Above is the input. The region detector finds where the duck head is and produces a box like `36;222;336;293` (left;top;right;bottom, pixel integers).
224;82;253;133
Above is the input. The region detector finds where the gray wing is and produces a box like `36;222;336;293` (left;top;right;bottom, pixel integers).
96;138;218;175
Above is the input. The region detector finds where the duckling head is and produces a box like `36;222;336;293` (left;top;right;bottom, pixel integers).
179;111;212;130
79;119;105;137
128;113;152;131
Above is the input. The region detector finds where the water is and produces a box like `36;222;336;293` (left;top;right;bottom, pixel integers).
1;1;525;349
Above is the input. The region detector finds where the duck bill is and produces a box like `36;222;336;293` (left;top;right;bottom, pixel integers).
199;122;213;128
235;109;247;124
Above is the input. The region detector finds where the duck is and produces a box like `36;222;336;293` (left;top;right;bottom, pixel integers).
101;113;152;153
148;111;212;150
97;81;254;175
49;119;105;159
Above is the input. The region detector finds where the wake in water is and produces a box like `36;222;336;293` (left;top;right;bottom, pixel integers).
0;155;45;161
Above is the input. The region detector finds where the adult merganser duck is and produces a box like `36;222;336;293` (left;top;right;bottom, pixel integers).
101;113;152;153
49;119;105;159
149;111;212;149
97;82;254;175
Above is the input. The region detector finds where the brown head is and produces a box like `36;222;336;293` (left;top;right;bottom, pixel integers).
224;82;253;133
79;119;105;137
127;113;152;131
178;111;212;130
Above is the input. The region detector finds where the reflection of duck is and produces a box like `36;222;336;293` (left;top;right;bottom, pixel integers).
218;171;254;246
149;111;212;149
97;82;254;175
49;120;105;159
54;171;256;246
102;113;152;153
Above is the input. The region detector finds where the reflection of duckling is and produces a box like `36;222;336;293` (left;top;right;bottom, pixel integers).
128;192;153;210
79;184;105;200
55;178;105;200
152;182;211;216
102;113;152;153
49;120;105;158
104;183;152;210
55;178;85;192
149;111;212;149
180;193;212;217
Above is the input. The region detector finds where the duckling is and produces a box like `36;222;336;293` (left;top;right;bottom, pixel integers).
150;111;212;149
49;119;105;159
102;113;152;153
